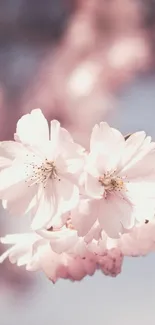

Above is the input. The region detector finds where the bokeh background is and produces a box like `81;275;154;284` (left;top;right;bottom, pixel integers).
0;1;155;324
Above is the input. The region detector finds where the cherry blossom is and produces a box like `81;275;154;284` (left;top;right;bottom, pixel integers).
0;109;84;230
82;122;155;238
0;230;123;282
0;109;155;282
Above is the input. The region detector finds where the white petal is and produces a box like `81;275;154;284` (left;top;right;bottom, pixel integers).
39;246;67;282
84;221;102;242
126;181;155;200
56;178;79;213
91;151;119;175
90;123;125;172
50;120;60;156
0;247;14;263
0;141;27;160
120;149;155;180
90;122;111;152
17;252;32;266
118;131;146;173
50;119;60;140
85;152;101;177
90;122;125;154
0;232;44;272
31;185;58;230
59;126;73;143
0;164;28;200
0;157;11;169
98;194;133;238
0;233;34;244
71;199;98;236
3;186;37;216
26;254;40;271
132;198;155;223
85;173;103;198
65;157;84;174
16;109;49;146
49;231;78;254
49;120;78;160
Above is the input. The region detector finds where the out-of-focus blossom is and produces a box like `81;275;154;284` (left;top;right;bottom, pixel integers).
98;219;155;259
2;219;155;282
96;248;123;277
0;230;123;282
118;220;155;256
0;109;84;230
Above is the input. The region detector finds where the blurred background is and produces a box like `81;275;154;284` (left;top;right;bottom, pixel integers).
0;1;155;324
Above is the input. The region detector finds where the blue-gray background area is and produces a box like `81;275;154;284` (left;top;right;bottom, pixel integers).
0;76;155;325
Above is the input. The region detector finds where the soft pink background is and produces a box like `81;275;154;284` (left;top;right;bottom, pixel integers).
0;1;155;324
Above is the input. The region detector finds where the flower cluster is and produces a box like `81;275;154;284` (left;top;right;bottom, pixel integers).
1;109;155;282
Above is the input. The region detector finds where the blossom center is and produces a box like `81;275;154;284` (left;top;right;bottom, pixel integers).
26;158;60;187
99;172;124;194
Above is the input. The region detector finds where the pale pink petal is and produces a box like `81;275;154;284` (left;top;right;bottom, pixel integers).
46;211;69;230
65;157;84;175
124;194;155;224
57;123;85;156
85;173;103;198
89;123;125;173
126;181;155;200
56;154;83;177
37;228;79;254
66;257;87;281
50;123;84;166
49;231;78;254
97;248;123;277
67;256;96;280
121;149;155;180
56;177;79;213
16;109;49;146
72;238;88;256
84;221;102;242
0;247;14;263
98;194;134;238
71;199;98;236
98;200;123;238
61;140;85;159
0;233;37;244
90;122;125;155
85;151;112;177
3;186;37;216
111;128;125;144
59;126;73;143
0;233;38;265
119;222;155;256
17;252;32;266
0;157;12;169
50;120;60;142
82;258;97;276
26;254;40;271
31;184;58;230
118;131;146;173
39;246;69;282
49;120;61;156
0;164;29;200
94;151;120;175
0;141;27;160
